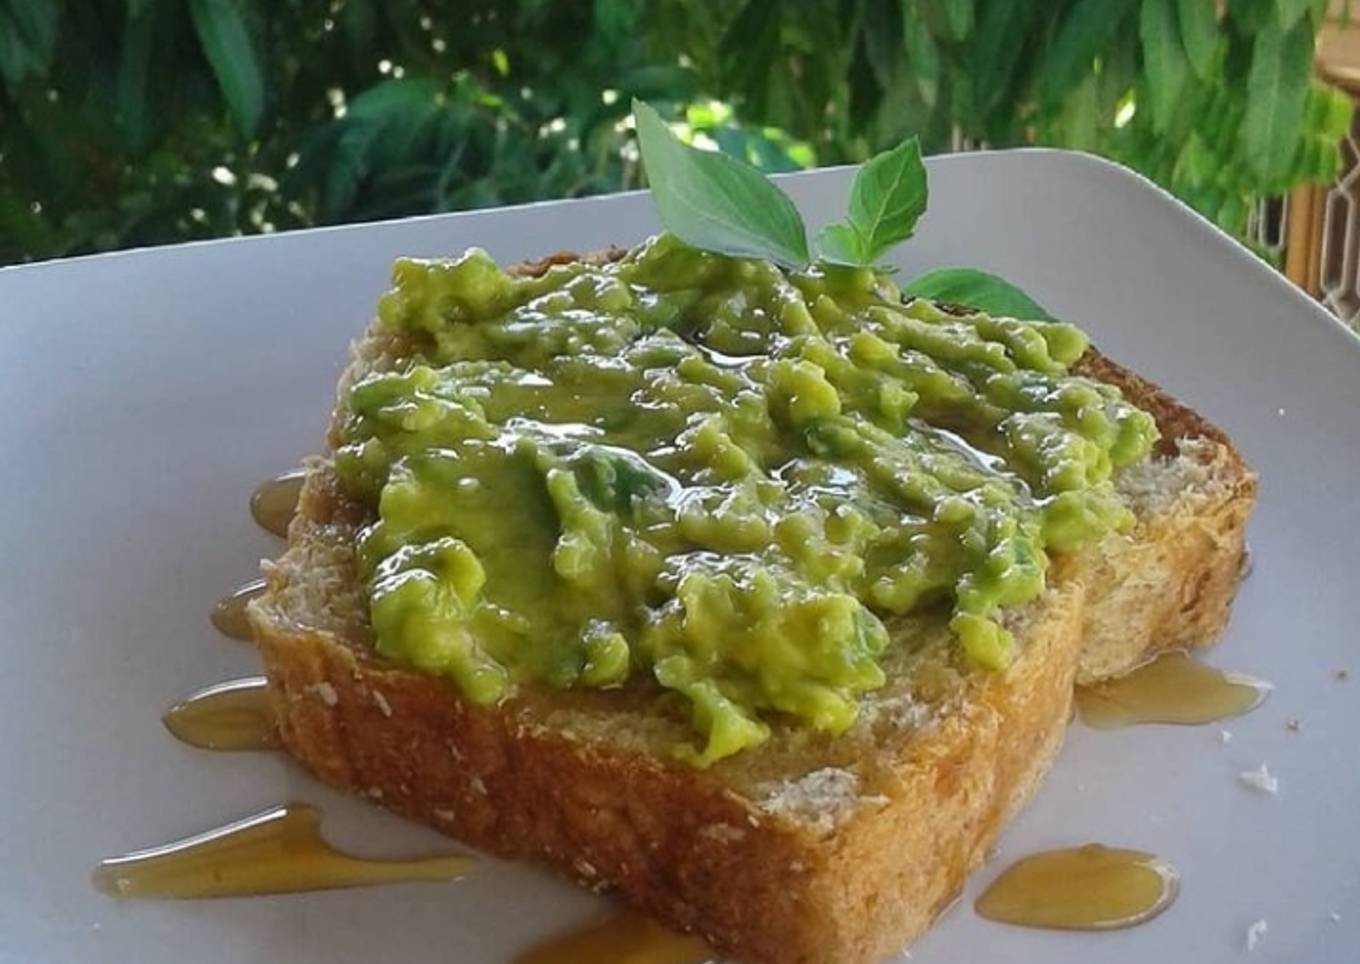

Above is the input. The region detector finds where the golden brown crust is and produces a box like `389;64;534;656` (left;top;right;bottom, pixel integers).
1072;352;1257;682
248;248;1254;963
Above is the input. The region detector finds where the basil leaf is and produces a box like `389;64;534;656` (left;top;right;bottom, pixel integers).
632;99;809;269
903;267;1054;320
814;223;868;266
815;136;928;266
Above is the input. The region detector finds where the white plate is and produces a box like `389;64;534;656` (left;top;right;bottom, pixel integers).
2;150;1357;964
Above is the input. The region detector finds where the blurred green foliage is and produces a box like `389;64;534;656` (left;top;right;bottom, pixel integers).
0;0;1352;264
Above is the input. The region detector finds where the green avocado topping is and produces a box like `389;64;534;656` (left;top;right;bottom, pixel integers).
335;233;1158;766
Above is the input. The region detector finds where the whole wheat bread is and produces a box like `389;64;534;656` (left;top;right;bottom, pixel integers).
247;248;1254;964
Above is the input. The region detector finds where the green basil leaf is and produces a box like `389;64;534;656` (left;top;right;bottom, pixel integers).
1141;0;1190;134
814;223;868;266
1176;0;1219;80
820;135;928;266
1242;17;1312;182
903;267;1054;320
632;99;810;269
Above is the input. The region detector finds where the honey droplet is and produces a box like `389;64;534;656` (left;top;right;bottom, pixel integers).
514;909;713;964
975;844;1178;930
93;804;471;899
163;677;275;751
1076;651;1270;729
210;579;266;641
250;470;305;538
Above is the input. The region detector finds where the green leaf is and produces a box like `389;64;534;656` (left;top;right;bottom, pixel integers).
970;0;1032;122
1141;0;1190;134
188;0;265;138
1176;0;1219;79
1276;0;1311;28
863;0;902;89
903;267;1054;320
117;0;159;152
0;0;58;89
817;136;927;265
1061;75;1101;151
899;0;940;106
937;0;974;40
4;0;58;65
632;99;809;268
1242;16;1312;181
815;223;867;264
1171;131;1216;189
341;0;375;60
718;0;782;120
1321;83;1355;140
1041;0;1135;111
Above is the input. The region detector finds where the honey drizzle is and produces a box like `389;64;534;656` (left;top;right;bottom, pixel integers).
975;844;1179;930
1076;651;1271;729
513;910;713;964
93;804;470;899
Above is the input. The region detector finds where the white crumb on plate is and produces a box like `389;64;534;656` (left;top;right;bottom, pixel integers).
1219;729;1233;744
1330;911;1342;923
1286;717;1301;732
1246;919;1268;951
1239;764;1279;795
1277;407;1286;416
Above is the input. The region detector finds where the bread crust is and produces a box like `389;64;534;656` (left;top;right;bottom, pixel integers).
1072;353;1257;682
247;249;1254;962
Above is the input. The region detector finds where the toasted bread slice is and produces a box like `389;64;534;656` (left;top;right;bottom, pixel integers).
247;249;1254;963
251;461;1085;964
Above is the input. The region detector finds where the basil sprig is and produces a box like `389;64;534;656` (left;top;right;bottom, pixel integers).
815;137;928;267
631;99;1050;320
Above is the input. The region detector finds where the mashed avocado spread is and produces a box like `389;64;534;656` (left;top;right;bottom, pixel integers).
336;234;1158;765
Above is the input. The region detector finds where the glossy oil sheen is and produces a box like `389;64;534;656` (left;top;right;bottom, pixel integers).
250;470;305;538
209;579;266;641
162;677;275;751
92;804;470;899
1075;651;1271;729
513;910;712;964
975;844;1179;930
